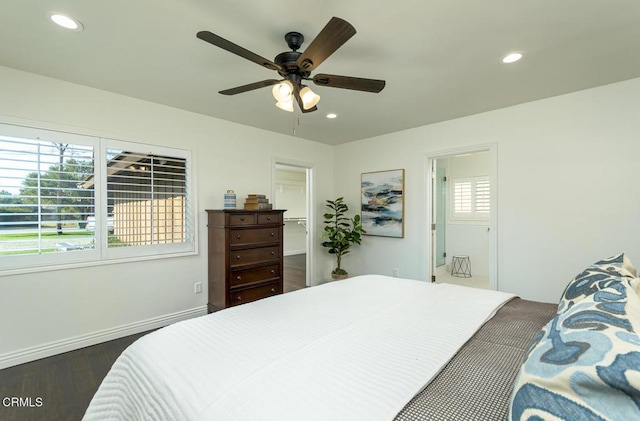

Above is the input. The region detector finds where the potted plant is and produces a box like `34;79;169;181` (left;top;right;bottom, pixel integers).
321;197;366;280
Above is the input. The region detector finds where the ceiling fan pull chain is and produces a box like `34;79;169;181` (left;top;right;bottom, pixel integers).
293;113;301;136
292;113;296;136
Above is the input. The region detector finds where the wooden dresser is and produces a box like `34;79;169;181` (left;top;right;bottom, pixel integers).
206;209;285;312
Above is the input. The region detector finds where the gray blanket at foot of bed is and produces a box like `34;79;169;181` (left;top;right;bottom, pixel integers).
395;298;557;421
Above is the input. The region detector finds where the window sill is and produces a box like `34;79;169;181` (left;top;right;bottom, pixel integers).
0;249;198;277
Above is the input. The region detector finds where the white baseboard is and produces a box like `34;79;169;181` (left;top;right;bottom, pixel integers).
284;249;306;256
0;306;208;370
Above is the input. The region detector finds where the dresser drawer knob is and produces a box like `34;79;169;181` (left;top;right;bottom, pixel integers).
270;251;275;255
270;269;275;274
240;217;245;221
270;232;275;237
236;255;241;260
236;275;242;281
236;234;241;239
270;288;276;293
236;296;242;301
266;216;271;220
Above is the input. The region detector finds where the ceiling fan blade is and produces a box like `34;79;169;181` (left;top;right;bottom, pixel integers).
219;79;281;95
293;84;318;113
313;74;386;93
295;17;356;72
197;31;283;72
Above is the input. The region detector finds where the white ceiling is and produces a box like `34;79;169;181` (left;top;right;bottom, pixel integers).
1;1;639;145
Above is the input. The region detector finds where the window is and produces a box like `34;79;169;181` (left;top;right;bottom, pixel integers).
450;176;490;221
106;150;187;247
0;123;194;273
453;181;472;214
475;179;490;214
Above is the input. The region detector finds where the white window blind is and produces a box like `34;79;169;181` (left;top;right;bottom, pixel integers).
0;123;194;273
450;176;490;220
453;181;472;214
0;130;95;261
105;149;188;248
475;180;490;214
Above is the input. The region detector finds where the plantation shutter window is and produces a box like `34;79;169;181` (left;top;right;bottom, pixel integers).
450;176;490;220
0;123;195;274
475;180;490;214
0;127;96;265
105;150;188;249
453;181;472;214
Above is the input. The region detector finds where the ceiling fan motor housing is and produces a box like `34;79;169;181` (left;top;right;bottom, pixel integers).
284;32;304;51
275;32;310;80
274;51;306;74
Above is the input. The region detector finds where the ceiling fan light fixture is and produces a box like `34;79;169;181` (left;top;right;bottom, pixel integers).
275;100;294;112
272;80;294;102
300;86;320;110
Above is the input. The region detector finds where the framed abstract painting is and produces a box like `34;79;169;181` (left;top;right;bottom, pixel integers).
361;169;404;238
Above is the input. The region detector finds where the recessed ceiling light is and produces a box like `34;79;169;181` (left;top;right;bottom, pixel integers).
326;113;338;119
502;52;523;64
50;13;84;31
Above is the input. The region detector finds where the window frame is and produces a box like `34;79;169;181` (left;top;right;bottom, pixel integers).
0;123;197;276
100;138;195;261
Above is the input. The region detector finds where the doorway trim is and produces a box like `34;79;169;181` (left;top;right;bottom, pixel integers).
424;143;498;290
272;157;313;287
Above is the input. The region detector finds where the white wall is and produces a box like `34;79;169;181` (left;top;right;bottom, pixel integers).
334;77;640;303
0;66;334;368
445;225;490;276
275;169;307;218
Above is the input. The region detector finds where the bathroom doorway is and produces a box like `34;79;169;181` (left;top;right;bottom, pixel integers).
428;146;496;290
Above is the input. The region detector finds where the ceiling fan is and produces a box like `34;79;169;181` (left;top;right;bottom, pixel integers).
196;17;386;113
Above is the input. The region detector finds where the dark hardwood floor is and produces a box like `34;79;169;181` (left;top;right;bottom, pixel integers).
284;253;307;293
0;255;307;421
0;330;150;421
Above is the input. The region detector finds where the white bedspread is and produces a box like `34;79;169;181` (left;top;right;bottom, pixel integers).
83;275;515;421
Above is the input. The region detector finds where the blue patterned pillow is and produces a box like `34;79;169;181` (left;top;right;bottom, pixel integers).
508;279;640;420
558;253;638;313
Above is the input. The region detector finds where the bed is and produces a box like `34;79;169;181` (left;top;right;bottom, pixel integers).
83;255;640;421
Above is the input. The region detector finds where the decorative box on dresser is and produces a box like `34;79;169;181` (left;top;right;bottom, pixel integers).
206;209;285;312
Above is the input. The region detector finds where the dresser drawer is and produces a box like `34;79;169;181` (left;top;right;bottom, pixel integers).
228;213;256;226
230;282;281;306
230;246;279;267
258;212;282;225
230;227;279;246
230;264;279;287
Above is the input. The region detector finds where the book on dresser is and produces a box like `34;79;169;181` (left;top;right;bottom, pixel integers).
243;202;273;210
244;194;272;210
206;209;285;312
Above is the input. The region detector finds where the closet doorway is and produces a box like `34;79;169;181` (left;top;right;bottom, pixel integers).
427;146;496;291
273;161;312;291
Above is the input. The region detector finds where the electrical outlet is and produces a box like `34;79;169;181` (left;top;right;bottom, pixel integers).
194;282;202;294
392;268;399;277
